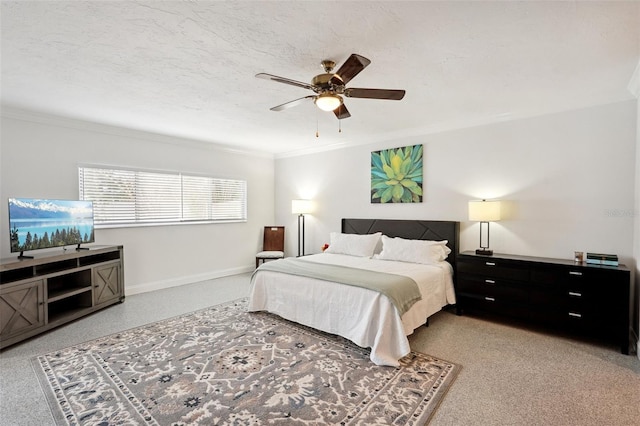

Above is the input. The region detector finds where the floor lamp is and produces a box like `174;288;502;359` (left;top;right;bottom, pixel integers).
291;199;313;257
468;199;502;256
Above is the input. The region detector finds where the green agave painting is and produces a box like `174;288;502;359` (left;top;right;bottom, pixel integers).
371;144;423;203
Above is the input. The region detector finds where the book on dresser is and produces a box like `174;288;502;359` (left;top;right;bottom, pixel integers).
585;252;619;266
455;251;631;355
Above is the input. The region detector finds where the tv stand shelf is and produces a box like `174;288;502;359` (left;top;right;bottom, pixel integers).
0;245;124;349
48;285;92;302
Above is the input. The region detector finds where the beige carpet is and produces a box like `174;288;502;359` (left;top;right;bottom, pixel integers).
32;298;460;425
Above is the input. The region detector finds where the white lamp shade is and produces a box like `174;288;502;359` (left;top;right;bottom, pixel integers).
314;94;342;111
292;199;313;214
469;200;502;221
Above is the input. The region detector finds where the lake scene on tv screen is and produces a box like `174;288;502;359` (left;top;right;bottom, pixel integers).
9;198;95;253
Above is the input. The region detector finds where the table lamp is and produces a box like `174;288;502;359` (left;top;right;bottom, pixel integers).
468;199;502;256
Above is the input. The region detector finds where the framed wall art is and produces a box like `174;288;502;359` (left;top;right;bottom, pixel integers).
371;144;423;203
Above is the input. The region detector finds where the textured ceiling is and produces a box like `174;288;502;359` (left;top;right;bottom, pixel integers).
1;1;639;156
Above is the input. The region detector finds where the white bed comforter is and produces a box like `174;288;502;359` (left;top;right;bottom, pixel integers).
247;253;456;366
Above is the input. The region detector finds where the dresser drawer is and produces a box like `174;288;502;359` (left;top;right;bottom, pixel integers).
457;276;529;304
458;257;529;281
456;294;527;318
531;264;623;287
531;305;602;329
535;282;601;305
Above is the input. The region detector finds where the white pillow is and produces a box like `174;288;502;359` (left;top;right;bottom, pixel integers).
376;235;451;264
324;232;382;257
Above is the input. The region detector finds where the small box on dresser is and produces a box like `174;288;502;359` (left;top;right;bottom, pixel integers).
456;251;631;355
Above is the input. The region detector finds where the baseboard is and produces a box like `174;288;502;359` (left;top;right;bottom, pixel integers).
629;327;640;359
125;265;254;296
632;328;640;360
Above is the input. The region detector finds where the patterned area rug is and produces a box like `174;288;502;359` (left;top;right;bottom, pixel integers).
32;298;460;425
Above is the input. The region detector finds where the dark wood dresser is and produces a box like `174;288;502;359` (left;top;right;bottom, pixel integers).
456;251;631;354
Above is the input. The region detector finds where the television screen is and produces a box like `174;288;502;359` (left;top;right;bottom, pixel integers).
8;198;95;254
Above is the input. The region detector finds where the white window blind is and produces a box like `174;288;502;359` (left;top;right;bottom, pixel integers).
79;166;247;227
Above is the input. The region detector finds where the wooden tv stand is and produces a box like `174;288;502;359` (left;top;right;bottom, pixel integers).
0;245;124;349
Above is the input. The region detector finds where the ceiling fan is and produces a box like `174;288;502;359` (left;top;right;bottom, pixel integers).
256;53;406;120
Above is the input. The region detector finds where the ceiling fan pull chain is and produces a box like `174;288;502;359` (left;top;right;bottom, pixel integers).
316;110;319;138
338;119;342;133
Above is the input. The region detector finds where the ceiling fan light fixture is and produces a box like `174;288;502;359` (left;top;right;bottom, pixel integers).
315;93;343;111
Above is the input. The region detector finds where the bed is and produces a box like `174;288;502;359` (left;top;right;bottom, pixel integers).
248;218;459;366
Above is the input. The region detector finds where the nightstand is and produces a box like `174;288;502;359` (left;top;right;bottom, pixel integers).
456;251;632;355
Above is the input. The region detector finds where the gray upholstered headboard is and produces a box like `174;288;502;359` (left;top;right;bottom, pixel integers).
341;218;460;278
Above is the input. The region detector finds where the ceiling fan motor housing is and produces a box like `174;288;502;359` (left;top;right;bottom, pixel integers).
312;73;342;91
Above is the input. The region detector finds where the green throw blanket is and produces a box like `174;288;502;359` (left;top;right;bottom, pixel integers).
253;257;422;315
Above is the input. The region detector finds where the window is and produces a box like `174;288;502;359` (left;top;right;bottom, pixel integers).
79;166;247;227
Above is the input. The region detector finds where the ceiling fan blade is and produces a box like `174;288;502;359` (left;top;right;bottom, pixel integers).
270;95;315;111
331;54;371;85
344;88;406;100
333;103;351;120
256;73;316;91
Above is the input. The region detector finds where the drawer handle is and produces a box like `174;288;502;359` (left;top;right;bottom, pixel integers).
484;297;496;302
485;279;495;284
485;262;496;266
568;312;582;318
569;271;582;276
568;291;582;297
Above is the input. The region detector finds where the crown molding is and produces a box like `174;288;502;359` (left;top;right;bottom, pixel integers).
0;106;274;160
276;99;637;159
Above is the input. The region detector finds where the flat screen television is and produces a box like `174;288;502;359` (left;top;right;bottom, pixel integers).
8;198;95;258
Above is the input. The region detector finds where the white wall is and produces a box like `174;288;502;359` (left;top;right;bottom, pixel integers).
275;100;638;336
276;101;636;260
635;96;640;357
0;110;275;294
